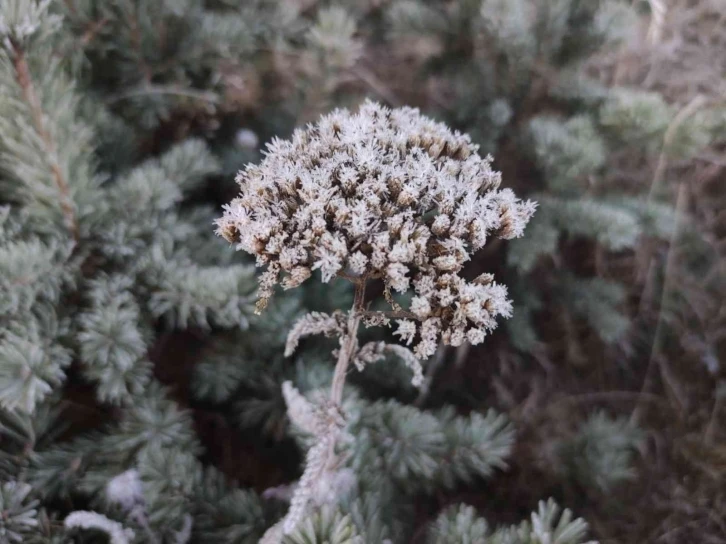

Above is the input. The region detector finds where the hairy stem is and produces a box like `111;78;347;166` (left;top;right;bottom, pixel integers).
361;308;418;321
330;279;366;406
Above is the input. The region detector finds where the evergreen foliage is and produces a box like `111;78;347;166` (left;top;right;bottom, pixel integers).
0;0;717;542
0;481;40;543
427;500;593;544
555;412;644;494
349;400;514;491
282;507;362;544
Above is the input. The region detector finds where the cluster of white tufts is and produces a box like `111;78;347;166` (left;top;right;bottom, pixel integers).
217;100;535;358
105;469;143;511
64;511;135;544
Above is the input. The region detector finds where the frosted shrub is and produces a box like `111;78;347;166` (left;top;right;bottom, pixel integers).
217;100;535;537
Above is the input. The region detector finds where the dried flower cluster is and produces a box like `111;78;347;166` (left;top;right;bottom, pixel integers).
218;101;535;539
217;100;536;358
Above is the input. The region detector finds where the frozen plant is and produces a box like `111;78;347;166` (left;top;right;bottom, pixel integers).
64;511;135;544
217;100;535;537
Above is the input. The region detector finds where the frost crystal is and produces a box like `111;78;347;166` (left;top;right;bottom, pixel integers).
280;382;347;535
64;511;135;544
217;100;535;358
354;342;424;387
284;311;345;358
106;469;143;511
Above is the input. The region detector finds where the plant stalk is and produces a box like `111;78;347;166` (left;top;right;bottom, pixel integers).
330;279;366;406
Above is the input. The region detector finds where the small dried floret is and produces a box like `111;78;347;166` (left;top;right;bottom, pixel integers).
217;100;535;356
394;319;416;345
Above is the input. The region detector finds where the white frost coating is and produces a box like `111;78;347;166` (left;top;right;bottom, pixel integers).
219;101;536;538
106;469;143;511
282;380;319;435
284;311;345;357
217;100;536;358
280;382;349;535
354;341;424;387
64;511;135;544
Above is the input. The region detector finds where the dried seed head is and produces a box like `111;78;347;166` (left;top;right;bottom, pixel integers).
217;100;536;355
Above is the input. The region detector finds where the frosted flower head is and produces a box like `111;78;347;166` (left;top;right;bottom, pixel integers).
217;100;535;355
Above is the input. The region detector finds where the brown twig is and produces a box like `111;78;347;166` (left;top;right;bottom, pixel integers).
704;380;725;445
54;17;110;62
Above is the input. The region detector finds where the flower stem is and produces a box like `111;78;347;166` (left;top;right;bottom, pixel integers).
330;279;366;406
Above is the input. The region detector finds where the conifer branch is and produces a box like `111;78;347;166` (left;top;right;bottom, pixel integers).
9;39;79;240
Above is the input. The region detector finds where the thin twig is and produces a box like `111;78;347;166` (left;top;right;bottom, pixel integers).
126;3;153;83
351;66;402;107
552;390;666;409
647;0;668;45
53;17;110;61
105;84;220;105
704;380;725;445
79;17;109;47
648;94;706;202
633;182;688;424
